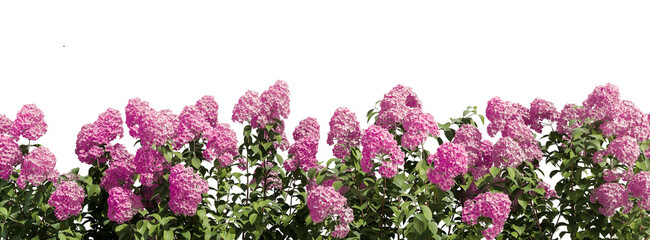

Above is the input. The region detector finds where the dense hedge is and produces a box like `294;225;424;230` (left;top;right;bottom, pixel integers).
1;81;649;239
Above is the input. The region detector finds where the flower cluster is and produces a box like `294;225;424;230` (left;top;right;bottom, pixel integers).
426;142;468;191
462;192;511;240
327;107;362;159
627;171;650;210
100;145;136;191
232;80;290;129
48;180;85;220
536;181;558;198
360;125;405;178
401;108;439;150
17;147;59;189
107;187;143;223
169;164;209;216
11;104;48;141
527;98;558;133
0;135;22;180
582;83;621;121
75;108;124;164
485;97;528;137
203;123;238;167
605;136;640;167
452;124;494;179
307;185;354;239
285;117;320;171
491;137;525;168
375;84;422;130
133;147;168;187
590;183;632;217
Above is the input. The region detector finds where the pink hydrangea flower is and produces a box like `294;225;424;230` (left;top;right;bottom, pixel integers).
202;123;238;167
125;97;152;138
48;180;85;220
307;185;353;239
426;142;468;191
286;117;320;171
107;187;143;223
606;136;640;167
401;108;439;150
360;125;405;178
133;147;168;187
627;171;650;210
0;135;22;180
232;90;263;124
485;97;528;137
556;104;586;135
0;114;12;135
462;192;511;240
101;160;136;191
232;80;290;129
582;83;620;121
375;85;422;130
590;183;632;217
600;100;650;141
527;98;558;133
17;147;59;189
195;95;219;128
75;108;124;164
492;137;526;168
10;104;48;141
327;107;362;159
126;98;181;148
169;164;208;216
179;105;211;138
453;125;494;179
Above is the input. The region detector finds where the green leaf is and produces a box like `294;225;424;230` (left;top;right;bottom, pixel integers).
191;157;201;169
518;198;528;209
332;181;343;190
490;167;501;177
512;224;525;235
507;167;516;179
250;213;258;224
164;230;174;240
420;205;432;221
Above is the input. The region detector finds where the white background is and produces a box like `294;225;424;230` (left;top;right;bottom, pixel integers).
1;1;649;183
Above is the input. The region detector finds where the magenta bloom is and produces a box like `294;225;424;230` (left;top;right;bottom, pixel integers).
75;108;124;164
10;104;48;141
360;125;405;178
17;147;59;189
107;187;143;223
401;108;439;150
462;192;511;240
590;183;632;217
375;85;422;130
426;142;468;191
606;136;640;167
600;100;650;141
527;98;558;133
286;117;320;171
169;164;208;216
327;107;362;159
48;180;85;220
232;80;291;129
307;185;353;239
101;160;136;191
582;83;620;121
179;105;211;138
133;147;168;187
0;135;22;180
125;98;180;148
628;171;650;210
556;104;586;135
485;97;528;137
492;137;526;168
453;125;494;179
195;95;219;128
0;114;12;135
202;123;238;167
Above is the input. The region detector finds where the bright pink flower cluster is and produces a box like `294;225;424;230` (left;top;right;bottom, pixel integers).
100;144;136;191
0;114;12;135
452;125;494;179
582;83;620;121
107;187;143;223
17;147;59;189
307;185;354;239
557;104;585;135
536;182;558;198
195;95;219;128
492;137;525;168
286;117;320;171
127;97;179;148
360;125;405;178
600;100;650;141
401;108;439;150
203;123;238;167
169;164;208;216
327;107;362;159
527;98;559;133
133;147;168;187
232;80;290;129
11;104;48;141
627;171;650;210
485;97;528;137
75;108;124;164
0;135;22;180
605;136;640;167
462;192;511;240
426;142;468;191
375;85;422;130
590;183;632;217
48;180;85;220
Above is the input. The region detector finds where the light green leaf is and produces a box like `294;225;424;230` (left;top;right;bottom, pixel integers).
420;205;432;221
